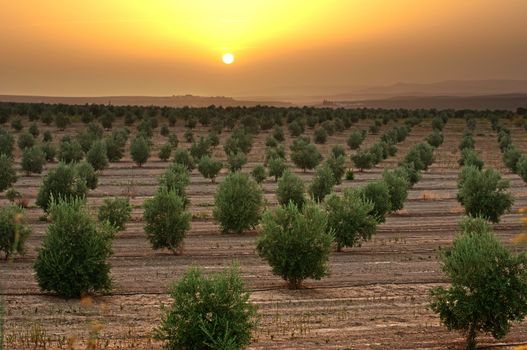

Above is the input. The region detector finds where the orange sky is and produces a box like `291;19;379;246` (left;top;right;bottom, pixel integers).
1;0;527;97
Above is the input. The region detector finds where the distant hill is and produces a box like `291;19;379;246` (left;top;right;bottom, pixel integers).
0;94;292;108
322;93;527;110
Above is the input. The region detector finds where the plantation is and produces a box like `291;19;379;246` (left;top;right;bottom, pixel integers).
1;102;527;349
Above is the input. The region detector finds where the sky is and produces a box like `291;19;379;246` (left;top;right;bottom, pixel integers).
1;0;527;97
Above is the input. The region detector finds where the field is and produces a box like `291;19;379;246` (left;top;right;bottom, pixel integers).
1;111;527;349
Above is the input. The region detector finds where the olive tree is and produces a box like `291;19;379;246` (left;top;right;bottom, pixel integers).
0;154;17;192
276;171;306;208
0;205;32;259
197;156;222;183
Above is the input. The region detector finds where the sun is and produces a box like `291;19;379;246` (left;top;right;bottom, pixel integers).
222;53;235;65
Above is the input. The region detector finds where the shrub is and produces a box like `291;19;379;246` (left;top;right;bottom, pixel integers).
345;169;354;180
224;128;252;155
227;151;247;172
105;137;124;162
347;130;366;149
28;123;39;137
291;142;322;172
325;189;378;251
207;131;220;149
5;188;21;203
42;142;56;162
288;120;304;137
213;172;263;233
100;113;114;129
158;143;172;162
459;132;475;150
11;117;23;131
272;125;285;141
251;164;267;184
331;145;346;158
144;189;191;254
36;162;88;212
265;136;278;148
257;202;333;289
58;138;84;163
429;229;527;350
396;162;421;186
155;265;256;350
130;136;150;167
76;161;98;190
173;148;195;171
98;197;132;231
189;137;212;161
457;165;513;223
160;124;170;137
0;128;15;157
86;140;109;171
313;128;328;144
0;154;17;192
267;157;287;182
431;116;445;131
517;155;527;182
323;154;346;185
403;143;434;171
426;131;444;148
309;164;336;202
168;133;179;148
0;205;32;259
158;163;190;206
351;150;373;171
21;145;45;175
198;156;223;183
184;128;194;143
458;215;492;235
359;181;391;222
34;198;114;298
503;146;522;172
459;148;484;170
382;170;409;212
54;113;71;130
17;131;35;150
276;171;305;208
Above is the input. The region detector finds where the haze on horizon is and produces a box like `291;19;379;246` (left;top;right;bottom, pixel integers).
1;0;527;98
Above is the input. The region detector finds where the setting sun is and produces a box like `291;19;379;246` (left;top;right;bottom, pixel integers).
222;53;235;65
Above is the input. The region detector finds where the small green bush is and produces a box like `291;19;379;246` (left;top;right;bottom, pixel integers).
251;164;267;184
130;136;150;167
17;131;35;150
457;166;513;223
331;145;346;158
426;131;444;148
359;181;391;222
155;264;256;349
516;155;527;182
459;148;484;170
0;128;15;157
323;154;346;185
58;138;84;163
28;123;39;137
0;154;17;192
351;150;373;171
382;170;409;212
345;169;354;180
227;151;247;172
86;140;109;171
198;156;223;183
458;216;492;235
158;143;172;162
158;163;190;206
173;148;194;171
76;161;98;190
0;205;32;259
429;229;527;350
309;164;336;202
42;142;56;162
21;145;46;175
276;171;306;208
291;142;322;172
144;189;191;254
325;188;378;251
257;202;333;289
98;197;132;231
213;172;263;233
34;198;114;298
267;157;287;182
502;146;522;173
313;128;328;144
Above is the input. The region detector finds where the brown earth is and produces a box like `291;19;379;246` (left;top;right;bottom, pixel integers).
1;116;527;349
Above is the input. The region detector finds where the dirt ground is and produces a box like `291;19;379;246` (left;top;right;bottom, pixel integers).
1;116;527;349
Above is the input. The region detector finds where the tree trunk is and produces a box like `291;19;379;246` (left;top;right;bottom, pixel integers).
466;322;477;350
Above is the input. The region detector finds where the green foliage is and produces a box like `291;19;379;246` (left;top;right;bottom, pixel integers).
313;127;328;144
173;148;195;171
325;189;378;251
426;131;444;148
517;155;527;182
502;146;522;172
160;124;170;137
184;128;194;143
144;189;191;254
28;122;39;137
323;154;346;185
130;136;150;167
309;164;336;202
98;197;132;231
457;166;513;223
359;181;391;222
429;229;527;350
227;151;247;172
213;172;263;234
272;125;285;141
250;164;267;184
0;128;15;157
42;142;56;162
382;170;409;212
458;216;492;235
86;140;109;171
190;137;212;161
276;171;306;208
331;145;346;158
256;202;333;289
158;143;172;161
76;161;98;190
459;132;475;150
58;138;84;163
395;162;421;186
459;148;484;170
36;162;89;211
198;156;223;183
155;264;256;350
17;131;35;150
223;128;252;155
345;169;354;180
11;117;23;131
158;163;190;206
54;113;71;130
288;120;304;137
21;145;45;175
431;116;445;131
34;198;114;298
267;157;287;182
351;150;373;171
0;205;32;259
347;130;366;149
403;143;434;171
291;141;322;172
0;154;17;192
